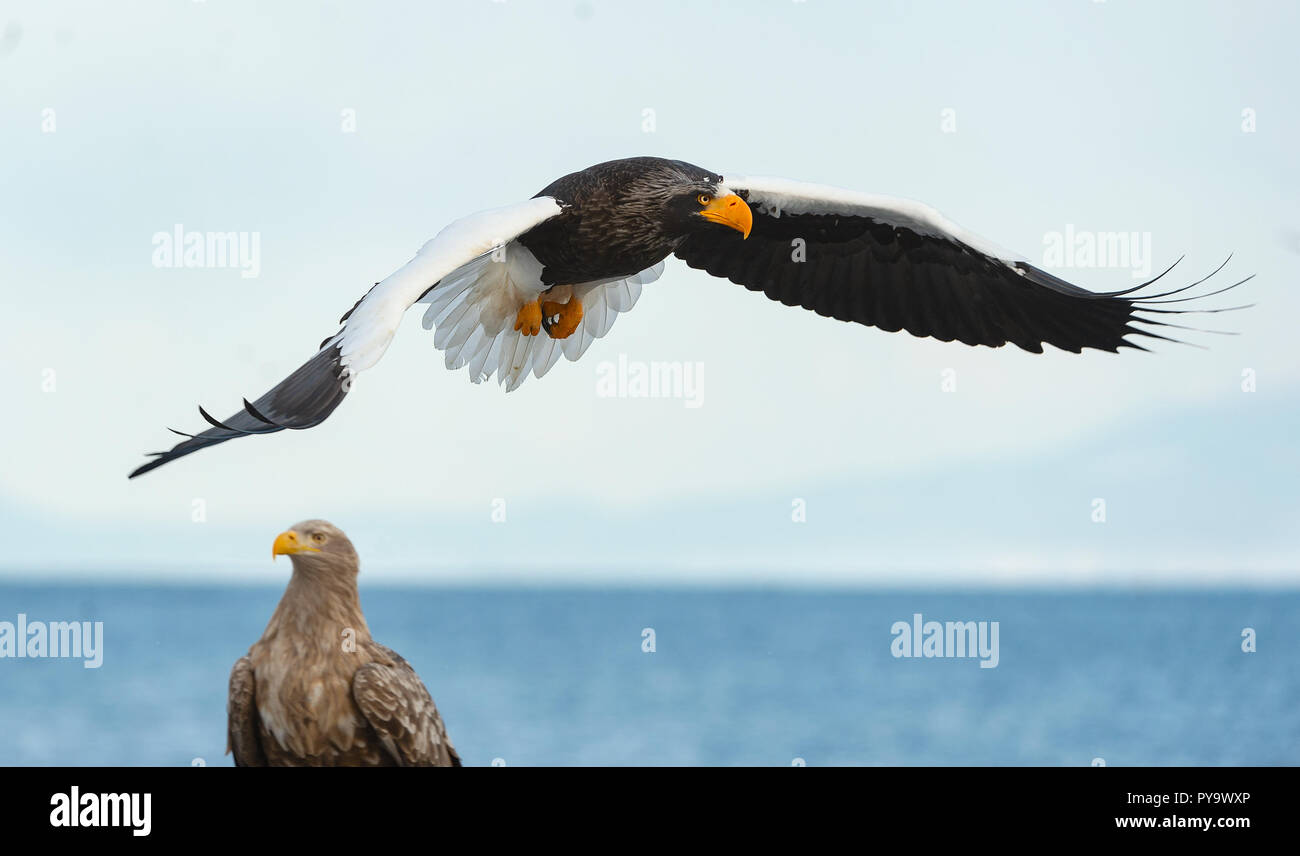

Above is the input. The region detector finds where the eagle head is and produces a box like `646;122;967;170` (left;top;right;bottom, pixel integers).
271;519;359;575
624;159;752;241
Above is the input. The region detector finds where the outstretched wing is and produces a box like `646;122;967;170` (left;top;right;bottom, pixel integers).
675;175;1250;354
227;656;266;767
352;644;461;767
129;197;564;478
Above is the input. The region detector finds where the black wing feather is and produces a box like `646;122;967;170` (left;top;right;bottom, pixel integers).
128;344;348;478
675;206;1246;354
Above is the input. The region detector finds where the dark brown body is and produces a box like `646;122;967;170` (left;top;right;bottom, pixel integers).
520;156;722;285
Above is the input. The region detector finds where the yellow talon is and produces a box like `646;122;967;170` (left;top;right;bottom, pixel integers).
514;300;543;336
541;296;584;340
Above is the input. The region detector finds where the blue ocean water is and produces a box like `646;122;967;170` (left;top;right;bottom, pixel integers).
0;584;1295;766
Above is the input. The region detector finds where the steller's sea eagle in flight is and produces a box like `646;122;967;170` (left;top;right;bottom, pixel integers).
228;520;461;766
130;156;1249;477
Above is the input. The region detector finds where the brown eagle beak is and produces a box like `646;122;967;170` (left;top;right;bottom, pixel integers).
700;194;753;239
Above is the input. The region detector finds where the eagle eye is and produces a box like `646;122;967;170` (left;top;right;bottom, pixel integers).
696;193;712;206
311;533;326;544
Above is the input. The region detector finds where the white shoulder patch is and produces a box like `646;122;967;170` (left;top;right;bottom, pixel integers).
334;196;564;376
719;174;1024;265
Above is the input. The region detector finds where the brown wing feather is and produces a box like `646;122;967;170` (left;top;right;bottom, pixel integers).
226;655;267;767
352;644;461;767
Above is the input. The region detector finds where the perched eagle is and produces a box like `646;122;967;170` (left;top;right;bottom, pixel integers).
131;156;1248;477
227;520;460;767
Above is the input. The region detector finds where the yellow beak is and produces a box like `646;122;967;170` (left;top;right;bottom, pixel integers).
700;193;753;239
272;530;319;559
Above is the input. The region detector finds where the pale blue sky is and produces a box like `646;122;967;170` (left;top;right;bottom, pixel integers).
1;0;1297;584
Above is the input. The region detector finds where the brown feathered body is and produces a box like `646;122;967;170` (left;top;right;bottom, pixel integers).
227;521;459;767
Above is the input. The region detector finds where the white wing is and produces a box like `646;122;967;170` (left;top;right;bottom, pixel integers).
129;196;566;477
716;174;1025;266
331;196;565;377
